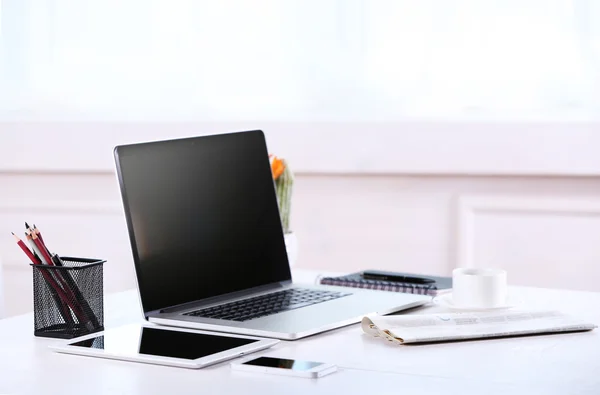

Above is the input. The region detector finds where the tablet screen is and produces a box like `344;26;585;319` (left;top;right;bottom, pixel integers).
70;325;259;360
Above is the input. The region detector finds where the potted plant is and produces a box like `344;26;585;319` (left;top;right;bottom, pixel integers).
270;154;297;267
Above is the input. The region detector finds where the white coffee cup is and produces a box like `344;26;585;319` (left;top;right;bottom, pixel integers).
452;267;507;309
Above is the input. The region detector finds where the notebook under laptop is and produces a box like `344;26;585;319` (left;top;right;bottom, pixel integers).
113;130;429;340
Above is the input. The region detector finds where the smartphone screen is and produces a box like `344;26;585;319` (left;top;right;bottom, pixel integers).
243;357;323;371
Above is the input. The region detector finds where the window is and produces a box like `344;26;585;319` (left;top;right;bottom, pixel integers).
2;0;600;123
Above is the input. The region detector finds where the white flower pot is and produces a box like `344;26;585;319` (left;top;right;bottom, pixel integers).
284;232;298;267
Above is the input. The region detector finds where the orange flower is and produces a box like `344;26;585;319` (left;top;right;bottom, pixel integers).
269;154;285;180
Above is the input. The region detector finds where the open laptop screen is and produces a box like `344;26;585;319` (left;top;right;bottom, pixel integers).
114;131;291;313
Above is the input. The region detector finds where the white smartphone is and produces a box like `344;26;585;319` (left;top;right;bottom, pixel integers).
231;356;337;378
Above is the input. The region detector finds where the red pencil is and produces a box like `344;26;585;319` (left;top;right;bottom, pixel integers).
26;223;49;257
13;233;75;324
32;224;46;245
31;231;94;328
12;232;41;265
31;232;72;295
25;230;42;263
32;224;53;258
31;232;54;267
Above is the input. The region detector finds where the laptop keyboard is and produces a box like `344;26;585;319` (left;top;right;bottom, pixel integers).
183;288;351;322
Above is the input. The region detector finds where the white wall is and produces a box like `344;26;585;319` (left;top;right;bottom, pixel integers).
2;122;600;175
1;122;600;317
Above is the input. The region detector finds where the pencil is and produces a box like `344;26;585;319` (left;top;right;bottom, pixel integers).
51;253;100;329
25;230;41;262
31;231;54;267
30;231;92;328
12;232;40;265
24;226;95;331
32;224;46;246
32;224;53;261
24;229;70;318
27;231;48;265
26;223;48;257
13;233;74;324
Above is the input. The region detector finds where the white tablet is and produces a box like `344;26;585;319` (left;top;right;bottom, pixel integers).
49;323;279;369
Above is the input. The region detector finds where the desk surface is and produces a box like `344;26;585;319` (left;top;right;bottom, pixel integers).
1;270;599;395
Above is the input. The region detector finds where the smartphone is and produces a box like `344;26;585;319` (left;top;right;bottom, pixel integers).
230;356;337;378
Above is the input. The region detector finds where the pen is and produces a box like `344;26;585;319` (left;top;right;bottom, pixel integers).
362;271;435;284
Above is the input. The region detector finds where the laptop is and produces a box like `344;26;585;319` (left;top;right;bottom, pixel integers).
113;130;430;340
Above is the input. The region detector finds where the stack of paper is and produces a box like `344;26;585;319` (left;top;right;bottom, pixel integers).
362;310;596;345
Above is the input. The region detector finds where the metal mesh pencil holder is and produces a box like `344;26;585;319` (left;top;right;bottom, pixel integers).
31;257;104;339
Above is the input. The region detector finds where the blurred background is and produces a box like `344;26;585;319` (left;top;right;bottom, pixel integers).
2;0;600;318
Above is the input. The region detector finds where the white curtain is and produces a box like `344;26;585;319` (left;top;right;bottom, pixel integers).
1;0;599;121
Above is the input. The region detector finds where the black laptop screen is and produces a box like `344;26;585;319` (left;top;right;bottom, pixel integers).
114;131;291;313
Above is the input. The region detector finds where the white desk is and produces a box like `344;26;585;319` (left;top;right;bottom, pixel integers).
1;270;600;395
